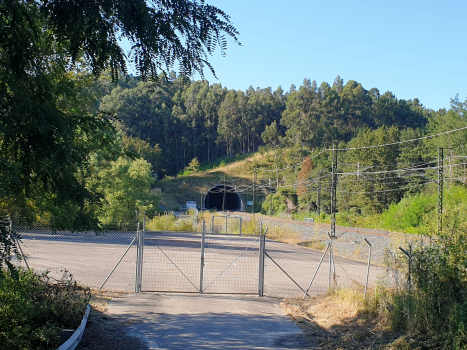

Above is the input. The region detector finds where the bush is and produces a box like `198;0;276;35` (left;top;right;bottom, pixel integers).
0;269;90;350
360;208;467;348
146;213;195;231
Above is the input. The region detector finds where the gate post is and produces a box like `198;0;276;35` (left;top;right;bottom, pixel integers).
135;223;141;293
258;222;265;297
140;217;145;291
199;220;206;293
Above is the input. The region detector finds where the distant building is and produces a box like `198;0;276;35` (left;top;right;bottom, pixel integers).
186;200;197;209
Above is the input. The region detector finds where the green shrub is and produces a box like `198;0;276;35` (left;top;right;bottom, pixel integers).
380;192;436;234
0;269;90;350
146;213;195;231
361;208;467;348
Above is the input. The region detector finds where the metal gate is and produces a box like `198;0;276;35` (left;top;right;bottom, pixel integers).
139;222;260;294
135;221;376;297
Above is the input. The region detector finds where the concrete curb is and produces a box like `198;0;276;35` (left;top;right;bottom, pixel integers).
57;304;91;350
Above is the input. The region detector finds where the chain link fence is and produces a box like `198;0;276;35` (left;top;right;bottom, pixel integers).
204;214;244;235
262;236;381;298
8;215;390;298
12;223;138;292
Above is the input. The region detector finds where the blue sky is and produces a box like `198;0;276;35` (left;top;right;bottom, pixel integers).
186;0;466;111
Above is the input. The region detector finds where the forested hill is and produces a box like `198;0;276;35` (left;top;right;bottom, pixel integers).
99;74;434;176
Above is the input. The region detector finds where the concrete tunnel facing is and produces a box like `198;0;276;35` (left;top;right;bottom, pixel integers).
203;184;244;211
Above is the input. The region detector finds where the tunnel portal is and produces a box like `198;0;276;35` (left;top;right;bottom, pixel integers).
204;184;244;211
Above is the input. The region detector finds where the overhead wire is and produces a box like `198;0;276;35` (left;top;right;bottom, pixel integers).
328;126;467;151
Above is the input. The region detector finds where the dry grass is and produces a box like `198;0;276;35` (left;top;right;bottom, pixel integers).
266;226;302;244
205;151;272;177
281;293;405;350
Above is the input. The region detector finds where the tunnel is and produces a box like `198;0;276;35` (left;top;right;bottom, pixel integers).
204;184;244;211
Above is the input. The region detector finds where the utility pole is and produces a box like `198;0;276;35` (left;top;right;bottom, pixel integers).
330;142;338;238
276;164;279;187
317;170;322;216
270;188;273;216
275;151;279;187
268;178;272;216
438;148;444;234
253;170;257;214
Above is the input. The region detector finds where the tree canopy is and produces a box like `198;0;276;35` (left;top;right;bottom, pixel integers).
0;0;240;227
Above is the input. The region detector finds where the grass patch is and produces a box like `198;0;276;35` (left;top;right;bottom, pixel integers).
281;290;403;349
146;212;196;231
0;269;90;350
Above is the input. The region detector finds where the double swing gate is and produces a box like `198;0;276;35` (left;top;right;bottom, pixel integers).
133;221;375;297
12;220;374;296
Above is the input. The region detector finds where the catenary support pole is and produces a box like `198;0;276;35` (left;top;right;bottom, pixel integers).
253;170;257;214
438;147;444;234
317;170;321;216
330;142;338;238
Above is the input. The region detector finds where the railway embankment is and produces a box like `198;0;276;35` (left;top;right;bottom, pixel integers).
230;211;428;264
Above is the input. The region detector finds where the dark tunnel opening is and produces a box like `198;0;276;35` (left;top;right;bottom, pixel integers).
204;185;244;211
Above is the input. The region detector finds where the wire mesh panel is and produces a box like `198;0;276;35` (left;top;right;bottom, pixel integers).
207;216;243;234
141;231;202;292
264;239;332;297
13;226;137;292
264;239;381;297
331;241;380;291
201;234;259;294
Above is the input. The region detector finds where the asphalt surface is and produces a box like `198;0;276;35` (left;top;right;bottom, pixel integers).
106;293;314;350
16;229;379;296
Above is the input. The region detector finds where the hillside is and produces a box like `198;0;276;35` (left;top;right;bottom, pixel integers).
156;151;271;210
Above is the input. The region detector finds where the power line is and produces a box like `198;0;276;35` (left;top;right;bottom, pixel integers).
337;181;435;194
254;149;327;173
328;126;467;151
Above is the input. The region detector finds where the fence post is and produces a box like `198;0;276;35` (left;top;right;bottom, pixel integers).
9;216;30;270
139;218;145;291
258;222;265;297
399;246;412;293
199;220;206;293
364;238;372;299
239;218;242;236
211;215;214;234
135;222;141;293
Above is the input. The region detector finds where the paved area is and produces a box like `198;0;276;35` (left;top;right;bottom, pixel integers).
15;229;379;297
106;293;314;350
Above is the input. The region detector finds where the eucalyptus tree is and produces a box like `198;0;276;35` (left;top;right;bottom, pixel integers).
281;78;321;149
217;89;243;157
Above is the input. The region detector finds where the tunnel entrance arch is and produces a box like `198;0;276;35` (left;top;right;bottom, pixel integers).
204;184;244;211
